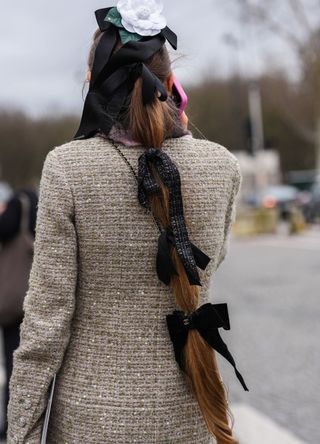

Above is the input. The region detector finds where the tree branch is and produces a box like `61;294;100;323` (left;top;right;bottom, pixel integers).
237;0;304;52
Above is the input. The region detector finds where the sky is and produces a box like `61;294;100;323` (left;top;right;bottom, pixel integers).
0;0;299;117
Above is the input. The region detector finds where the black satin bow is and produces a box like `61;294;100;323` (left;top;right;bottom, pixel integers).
139;63;168;105
166;302;249;391
75;58;168;139
138;148;211;286
74;8;177;140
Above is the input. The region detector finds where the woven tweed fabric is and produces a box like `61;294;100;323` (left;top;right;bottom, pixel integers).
7;135;242;444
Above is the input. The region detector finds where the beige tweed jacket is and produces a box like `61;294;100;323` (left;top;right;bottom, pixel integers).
7;134;242;444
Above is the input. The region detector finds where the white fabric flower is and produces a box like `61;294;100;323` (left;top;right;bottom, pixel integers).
117;0;167;37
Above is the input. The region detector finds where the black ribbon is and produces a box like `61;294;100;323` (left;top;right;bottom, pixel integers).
166;303;249;392
138;148;211;286
157;228;211;285
74;8;177;140
75;59;168;139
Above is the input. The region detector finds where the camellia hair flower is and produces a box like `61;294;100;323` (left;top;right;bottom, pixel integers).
117;0;167;36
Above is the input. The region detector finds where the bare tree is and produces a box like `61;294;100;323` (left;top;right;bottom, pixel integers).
228;0;320;172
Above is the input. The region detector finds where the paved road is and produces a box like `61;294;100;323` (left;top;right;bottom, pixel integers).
211;227;320;444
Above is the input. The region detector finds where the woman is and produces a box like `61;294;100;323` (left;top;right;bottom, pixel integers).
0;187;38;440
7;2;247;443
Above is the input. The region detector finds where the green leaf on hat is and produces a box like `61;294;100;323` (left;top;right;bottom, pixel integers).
119;29;143;45
105;7;123;28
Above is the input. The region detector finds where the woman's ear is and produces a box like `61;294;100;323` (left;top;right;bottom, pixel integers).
87;70;92;82
165;72;174;94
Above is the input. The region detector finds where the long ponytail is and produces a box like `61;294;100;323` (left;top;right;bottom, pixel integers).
128;48;239;444
89;30;239;444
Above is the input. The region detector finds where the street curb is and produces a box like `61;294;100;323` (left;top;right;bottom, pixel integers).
232;404;307;444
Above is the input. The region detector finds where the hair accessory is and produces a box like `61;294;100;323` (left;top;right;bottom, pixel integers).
74;3;177;140
156;228;211;286
166;302;249;392
106;8;143;45
117;0;167;36
109;142;249;393
138;148;211;286
95;5;177;49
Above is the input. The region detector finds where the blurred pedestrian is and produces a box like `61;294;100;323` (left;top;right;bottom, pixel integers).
7;2;248;443
0;188;38;439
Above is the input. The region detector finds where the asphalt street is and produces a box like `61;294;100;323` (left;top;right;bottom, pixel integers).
211;227;320;444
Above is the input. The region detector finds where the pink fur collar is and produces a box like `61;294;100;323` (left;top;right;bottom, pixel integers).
107;123;192;147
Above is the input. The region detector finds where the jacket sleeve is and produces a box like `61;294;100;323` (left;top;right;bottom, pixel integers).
7;150;78;444
217;157;242;268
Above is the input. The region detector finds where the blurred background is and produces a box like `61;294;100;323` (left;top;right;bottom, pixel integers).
0;1;319;443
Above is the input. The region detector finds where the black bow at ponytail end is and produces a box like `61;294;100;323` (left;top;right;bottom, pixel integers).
166;302;249;392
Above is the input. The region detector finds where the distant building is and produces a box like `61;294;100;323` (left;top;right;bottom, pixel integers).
233;150;281;203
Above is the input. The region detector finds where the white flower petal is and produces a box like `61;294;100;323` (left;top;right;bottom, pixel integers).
117;0;166;36
117;1;131;15
135;19;154;30
120;10;137;23
117;0;128;10
149;14;167;28
121;19;136;33
131;0;149;10
133;26;161;36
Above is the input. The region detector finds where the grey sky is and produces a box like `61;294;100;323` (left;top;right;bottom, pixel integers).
0;0;297;117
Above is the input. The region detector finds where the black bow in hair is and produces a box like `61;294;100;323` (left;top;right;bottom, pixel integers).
166;302;249;391
74;8;177;140
138;148;211;287
156;228;211;286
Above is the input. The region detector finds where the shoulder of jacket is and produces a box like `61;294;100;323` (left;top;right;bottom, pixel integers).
185;137;241;176
47;138;96;158
43;137;108;172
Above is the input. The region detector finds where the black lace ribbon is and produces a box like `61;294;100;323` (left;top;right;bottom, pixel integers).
138;148;211;286
166;302;249;391
156;228;211;286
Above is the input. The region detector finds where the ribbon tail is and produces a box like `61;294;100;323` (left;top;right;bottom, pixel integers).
190;241;211;271
162;26;178;50
141;64;168;105
199;328;249;392
137;151;161;209
212;303;230;330
95;8;114;32
156;231;179;285
185;267;202;287
75;82;129;140
90;27;118;87
234;367;249;392
166;313;188;371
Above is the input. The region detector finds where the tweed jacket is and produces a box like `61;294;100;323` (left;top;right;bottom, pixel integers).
7;134;242;444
